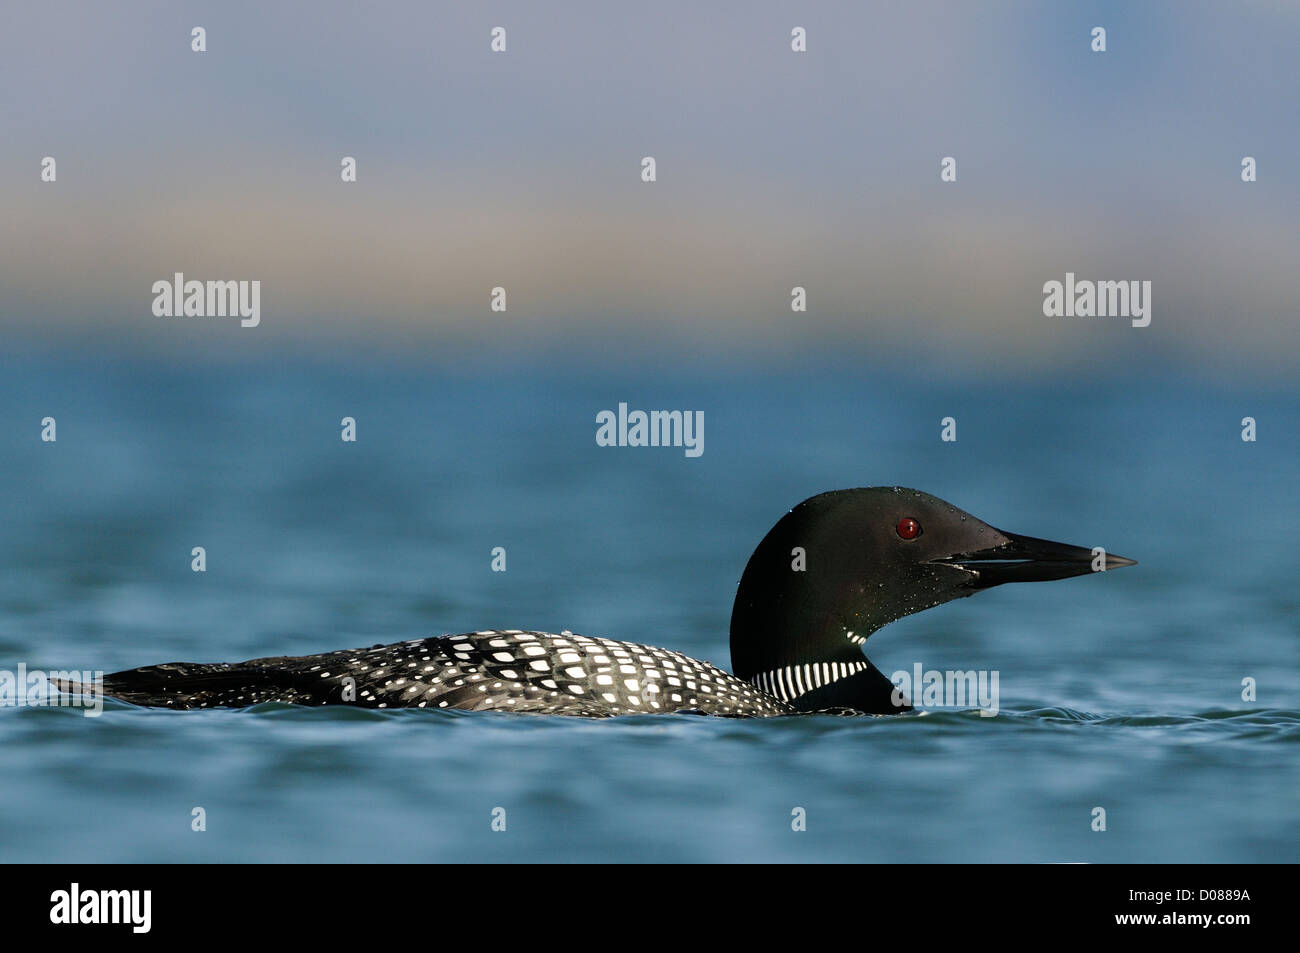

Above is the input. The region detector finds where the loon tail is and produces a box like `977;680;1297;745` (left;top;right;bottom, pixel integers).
59;661;332;708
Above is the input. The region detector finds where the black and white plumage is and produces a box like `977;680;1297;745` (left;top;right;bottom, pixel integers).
72;487;1134;717
92;629;795;717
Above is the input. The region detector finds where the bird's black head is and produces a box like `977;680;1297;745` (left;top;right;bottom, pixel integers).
729;487;1135;713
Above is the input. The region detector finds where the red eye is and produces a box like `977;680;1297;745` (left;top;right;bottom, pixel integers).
896;517;921;540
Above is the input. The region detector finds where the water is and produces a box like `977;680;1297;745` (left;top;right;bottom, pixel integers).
1;353;1296;862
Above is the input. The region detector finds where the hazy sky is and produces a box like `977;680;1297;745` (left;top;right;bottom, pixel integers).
3;1;1297;377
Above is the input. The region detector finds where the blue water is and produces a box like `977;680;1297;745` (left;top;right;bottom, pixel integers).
1;354;1296;862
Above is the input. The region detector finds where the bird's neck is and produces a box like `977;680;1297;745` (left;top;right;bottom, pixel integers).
728;501;912;714
729;601;911;713
741;652;909;714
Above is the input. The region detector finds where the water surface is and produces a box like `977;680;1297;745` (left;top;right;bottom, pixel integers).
1;356;1295;862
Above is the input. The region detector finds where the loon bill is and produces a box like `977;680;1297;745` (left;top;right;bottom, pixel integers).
65;487;1135;717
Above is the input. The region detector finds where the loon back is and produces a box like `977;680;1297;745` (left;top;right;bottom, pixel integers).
71;487;1134;716
86;630;793;717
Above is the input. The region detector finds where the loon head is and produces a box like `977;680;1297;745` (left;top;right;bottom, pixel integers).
729;487;1136;714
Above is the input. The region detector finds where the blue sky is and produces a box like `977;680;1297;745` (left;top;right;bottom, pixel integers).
3;1;1297;378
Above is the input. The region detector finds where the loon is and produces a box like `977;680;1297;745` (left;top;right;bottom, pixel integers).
70;488;1134;717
